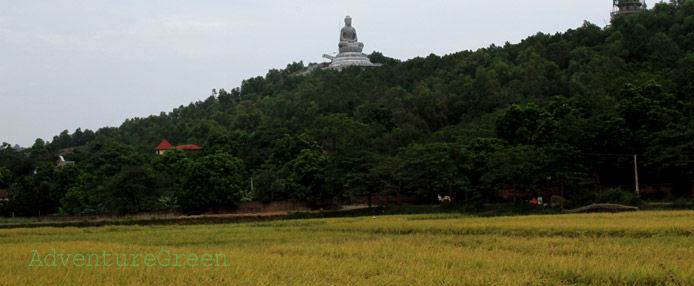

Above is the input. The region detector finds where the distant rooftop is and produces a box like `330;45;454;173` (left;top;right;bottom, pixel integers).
155;139;201;154
176;144;202;151
155;139;174;151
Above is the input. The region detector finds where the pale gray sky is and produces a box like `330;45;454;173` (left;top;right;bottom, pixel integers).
1;0;621;147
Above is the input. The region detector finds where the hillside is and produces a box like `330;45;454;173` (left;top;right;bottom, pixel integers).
1;1;693;215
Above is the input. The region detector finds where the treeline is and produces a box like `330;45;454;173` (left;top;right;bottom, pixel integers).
1;1;693;215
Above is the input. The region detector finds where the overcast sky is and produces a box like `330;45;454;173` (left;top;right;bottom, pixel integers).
1;0;624;147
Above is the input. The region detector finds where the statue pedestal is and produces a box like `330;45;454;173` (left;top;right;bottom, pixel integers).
329;52;381;69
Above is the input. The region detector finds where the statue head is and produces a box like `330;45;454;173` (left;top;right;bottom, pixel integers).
344;16;352;26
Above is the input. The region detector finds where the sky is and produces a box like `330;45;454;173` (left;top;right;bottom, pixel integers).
0;0;623;147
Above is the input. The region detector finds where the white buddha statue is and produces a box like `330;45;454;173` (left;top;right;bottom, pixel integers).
338;16;364;53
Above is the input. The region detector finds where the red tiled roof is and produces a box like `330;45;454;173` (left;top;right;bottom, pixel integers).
176;144;201;150
155;139;174;150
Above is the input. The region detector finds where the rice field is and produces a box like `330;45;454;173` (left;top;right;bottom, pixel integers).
1;211;693;285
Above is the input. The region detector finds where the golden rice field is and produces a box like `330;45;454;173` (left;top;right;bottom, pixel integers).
1;211;693;285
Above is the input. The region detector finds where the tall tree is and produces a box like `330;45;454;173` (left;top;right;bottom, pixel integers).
178;153;245;214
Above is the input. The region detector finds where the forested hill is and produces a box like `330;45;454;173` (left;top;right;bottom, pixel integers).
2;1;694;215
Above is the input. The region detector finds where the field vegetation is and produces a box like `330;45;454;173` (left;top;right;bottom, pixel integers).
2;211;693;285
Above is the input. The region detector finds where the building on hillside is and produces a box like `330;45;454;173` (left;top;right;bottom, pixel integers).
155;139;201;155
155;139;174;155
612;0;645;17
175;144;202;151
55;156;75;168
0;189;9;201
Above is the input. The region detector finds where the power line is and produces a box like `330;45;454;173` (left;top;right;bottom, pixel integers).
580;152;643;157
580;152;694;157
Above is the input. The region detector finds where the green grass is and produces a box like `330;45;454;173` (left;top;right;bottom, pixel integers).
0;217;38;225
1;211;693;285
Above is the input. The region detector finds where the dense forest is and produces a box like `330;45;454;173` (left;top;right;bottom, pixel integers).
2;1;694;215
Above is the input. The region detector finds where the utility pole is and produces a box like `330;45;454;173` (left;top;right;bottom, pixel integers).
634;154;640;196
560;183;564;211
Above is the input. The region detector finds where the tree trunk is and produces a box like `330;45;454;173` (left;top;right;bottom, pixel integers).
560;183;564;211
397;180;402;206
134;196;140;213
513;183;517;204
367;192;372;208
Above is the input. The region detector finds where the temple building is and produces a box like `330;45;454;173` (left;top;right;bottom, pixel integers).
155;139;201;155
612;0;645;17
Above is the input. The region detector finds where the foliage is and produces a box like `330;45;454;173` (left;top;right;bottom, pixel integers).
178;153;246;214
3;2;694;215
103;166;162;214
0;167;11;189
595;188;643;206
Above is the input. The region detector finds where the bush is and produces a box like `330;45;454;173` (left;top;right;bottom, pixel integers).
672;198;693;209
549;195;565;208
456;201;483;213
0;200;9;217
596;188;643;206
564;189;597;209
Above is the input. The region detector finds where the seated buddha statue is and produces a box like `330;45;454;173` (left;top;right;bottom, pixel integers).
338;16;364;53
